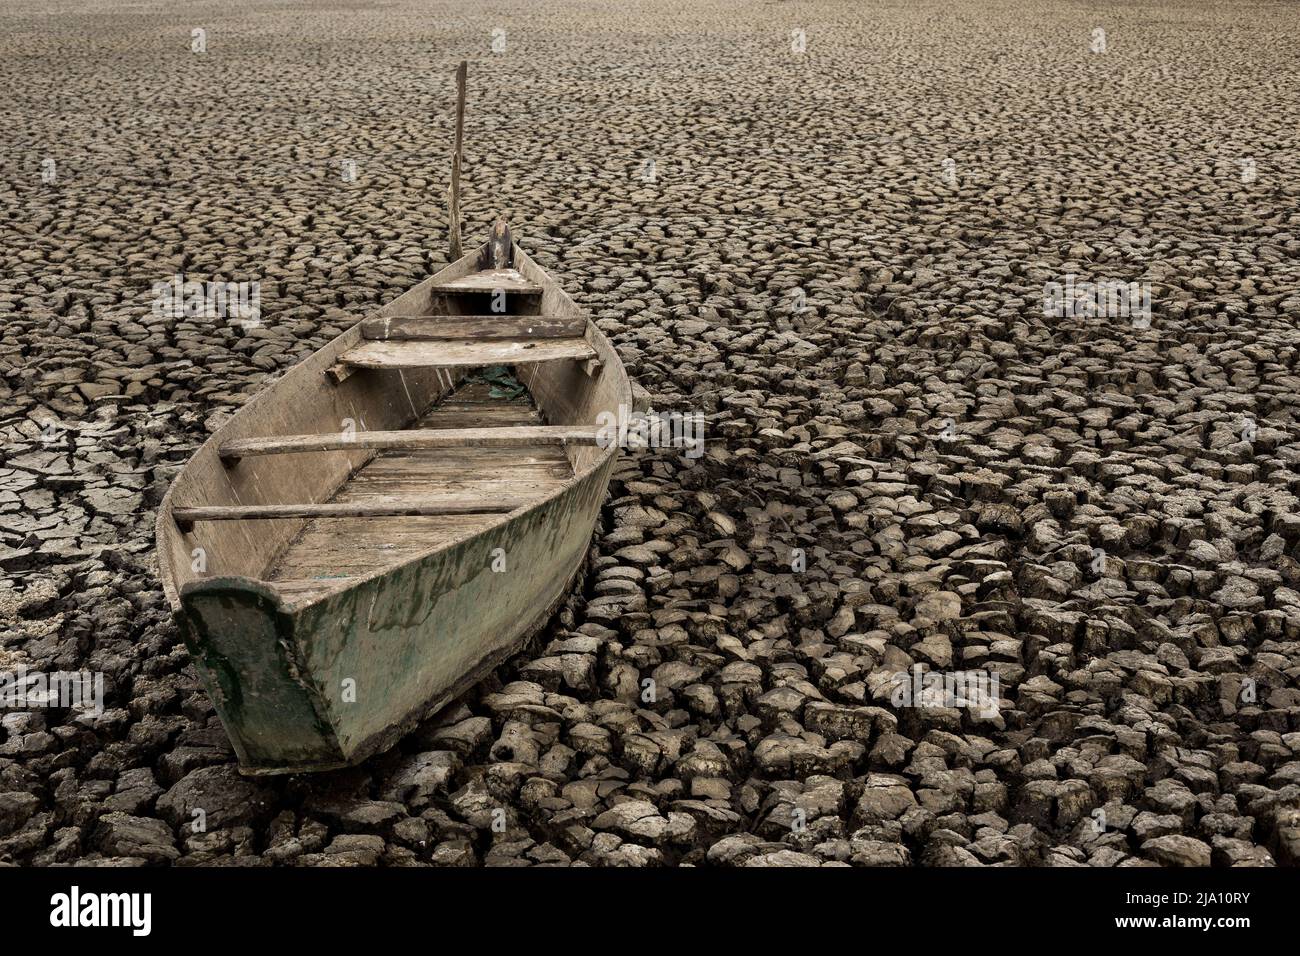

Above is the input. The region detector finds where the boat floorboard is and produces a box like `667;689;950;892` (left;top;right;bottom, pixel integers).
266;379;573;601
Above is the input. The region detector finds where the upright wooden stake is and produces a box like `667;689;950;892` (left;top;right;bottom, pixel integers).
448;61;467;261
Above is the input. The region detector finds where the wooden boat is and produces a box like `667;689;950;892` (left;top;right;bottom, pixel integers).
155;221;633;774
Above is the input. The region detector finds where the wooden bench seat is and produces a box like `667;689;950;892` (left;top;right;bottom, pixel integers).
172;495;529;532
335;337;597;371
218;425;601;461
360;315;587;341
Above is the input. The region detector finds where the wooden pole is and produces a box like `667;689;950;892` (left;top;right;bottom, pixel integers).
448;61;467;261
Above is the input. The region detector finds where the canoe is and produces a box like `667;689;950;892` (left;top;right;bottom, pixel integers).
156;222;633;775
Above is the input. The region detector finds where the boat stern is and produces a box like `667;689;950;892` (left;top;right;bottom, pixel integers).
178;576;347;774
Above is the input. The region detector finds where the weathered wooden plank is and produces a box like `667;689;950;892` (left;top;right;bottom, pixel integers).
220;425;601;459
338;337;596;370
342;473;568;496
428;269;541;294
271;515;489;580
173;496;527;531
360;315;587;341
419;406;542;428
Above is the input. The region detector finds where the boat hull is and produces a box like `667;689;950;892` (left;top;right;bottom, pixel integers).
159;228;632;775
179;453;614;774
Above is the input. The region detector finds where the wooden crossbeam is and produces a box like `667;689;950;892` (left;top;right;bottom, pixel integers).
360;315;586;341
172;496;528;532
335;337;597;372
219;425;601;461
428;272;541;295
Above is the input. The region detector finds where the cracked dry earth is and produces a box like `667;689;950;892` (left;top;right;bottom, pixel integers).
3;0;1300;868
